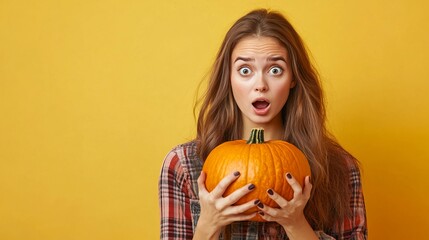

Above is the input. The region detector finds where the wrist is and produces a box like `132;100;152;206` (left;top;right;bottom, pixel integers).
283;216;318;240
193;218;221;240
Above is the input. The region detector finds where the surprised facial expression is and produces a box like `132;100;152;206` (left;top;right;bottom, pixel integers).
230;36;295;129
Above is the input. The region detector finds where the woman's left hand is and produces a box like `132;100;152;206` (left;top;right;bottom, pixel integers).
256;173;312;231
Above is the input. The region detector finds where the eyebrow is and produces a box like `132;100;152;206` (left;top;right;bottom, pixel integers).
233;56;287;63
234;57;253;63
268;56;287;63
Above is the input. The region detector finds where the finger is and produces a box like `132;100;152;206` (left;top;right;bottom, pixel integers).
302;175;312;200
257;211;273;222
210;171;241;198
223;199;260;215
256;202;280;218
285;172;303;197
266;188;289;208
225;200;259;223
229;212;258;223
197;171;208;196
223;183;256;205
216;183;256;210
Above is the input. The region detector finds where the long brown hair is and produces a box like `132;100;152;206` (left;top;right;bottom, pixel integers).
196;9;357;231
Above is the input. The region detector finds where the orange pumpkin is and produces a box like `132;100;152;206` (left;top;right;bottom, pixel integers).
202;128;311;222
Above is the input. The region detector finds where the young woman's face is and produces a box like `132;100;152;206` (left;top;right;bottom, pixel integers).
230;36;295;130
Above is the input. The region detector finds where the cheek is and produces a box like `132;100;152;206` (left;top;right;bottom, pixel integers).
273;83;292;104
231;78;248;103
231;86;245;105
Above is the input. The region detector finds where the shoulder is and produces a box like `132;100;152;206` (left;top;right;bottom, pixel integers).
161;140;203;180
328;142;363;184
329;141;361;172
163;140;199;165
160;140;203;198
338;150;363;187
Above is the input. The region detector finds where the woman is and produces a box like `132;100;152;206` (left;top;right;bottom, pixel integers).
159;9;367;239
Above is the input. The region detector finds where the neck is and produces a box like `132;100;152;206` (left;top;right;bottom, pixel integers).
242;118;284;141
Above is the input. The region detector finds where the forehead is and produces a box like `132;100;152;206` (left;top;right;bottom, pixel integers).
232;36;287;57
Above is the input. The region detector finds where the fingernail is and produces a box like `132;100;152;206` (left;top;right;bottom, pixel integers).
267;189;274;195
234;171;240;177
248;184;255;190
286;173;292;179
258;211;264;216
254;200;260;205
257;202;264;208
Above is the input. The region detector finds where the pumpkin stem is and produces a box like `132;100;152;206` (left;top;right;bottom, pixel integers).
247;128;265;144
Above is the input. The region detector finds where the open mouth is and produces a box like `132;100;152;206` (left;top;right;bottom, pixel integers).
252;100;270;109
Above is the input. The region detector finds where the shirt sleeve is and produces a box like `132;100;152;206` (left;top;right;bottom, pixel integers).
159;150;194;239
336;165;368;239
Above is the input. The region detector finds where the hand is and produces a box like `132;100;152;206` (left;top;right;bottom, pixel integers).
257;173;313;235
194;171;258;239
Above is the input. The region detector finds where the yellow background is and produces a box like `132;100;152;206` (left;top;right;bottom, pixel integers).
1;0;428;239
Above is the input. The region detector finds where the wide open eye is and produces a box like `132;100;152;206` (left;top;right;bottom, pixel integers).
239;67;252;76
269;66;283;75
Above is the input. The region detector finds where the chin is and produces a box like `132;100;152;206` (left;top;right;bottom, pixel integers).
248;116;274;125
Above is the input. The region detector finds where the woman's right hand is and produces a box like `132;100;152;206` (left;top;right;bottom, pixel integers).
193;171;259;240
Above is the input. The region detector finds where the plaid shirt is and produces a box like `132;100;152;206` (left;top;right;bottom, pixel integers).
159;141;367;239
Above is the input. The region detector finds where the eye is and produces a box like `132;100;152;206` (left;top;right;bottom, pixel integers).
269;66;283;75
238;67;252;76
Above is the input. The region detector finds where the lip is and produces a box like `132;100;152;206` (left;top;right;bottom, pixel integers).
252;97;271;116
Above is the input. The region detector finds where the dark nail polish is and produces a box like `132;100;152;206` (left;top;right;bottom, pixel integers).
267;189;274;195
248;184;255;190
258;211;264;216
257;202;264;208
234;171;240;177
254;200;260;205
286;173;292;179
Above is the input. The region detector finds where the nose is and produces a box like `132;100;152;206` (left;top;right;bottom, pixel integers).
254;74;268;92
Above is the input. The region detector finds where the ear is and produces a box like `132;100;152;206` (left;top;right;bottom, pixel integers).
290;78;297;88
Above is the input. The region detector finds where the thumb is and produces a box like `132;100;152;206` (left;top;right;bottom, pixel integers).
197;171;208;194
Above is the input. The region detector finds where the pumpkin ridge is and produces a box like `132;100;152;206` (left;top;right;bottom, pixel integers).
258;143;265;204
277;143;288;202
265;142;277;207
286;144;297;200
292;146;303;187
246;142;251;192
222;146;229;196
290;143;310;188
279;143;291;202
291;143;306;187
231;144;246;197
263;147;269;206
